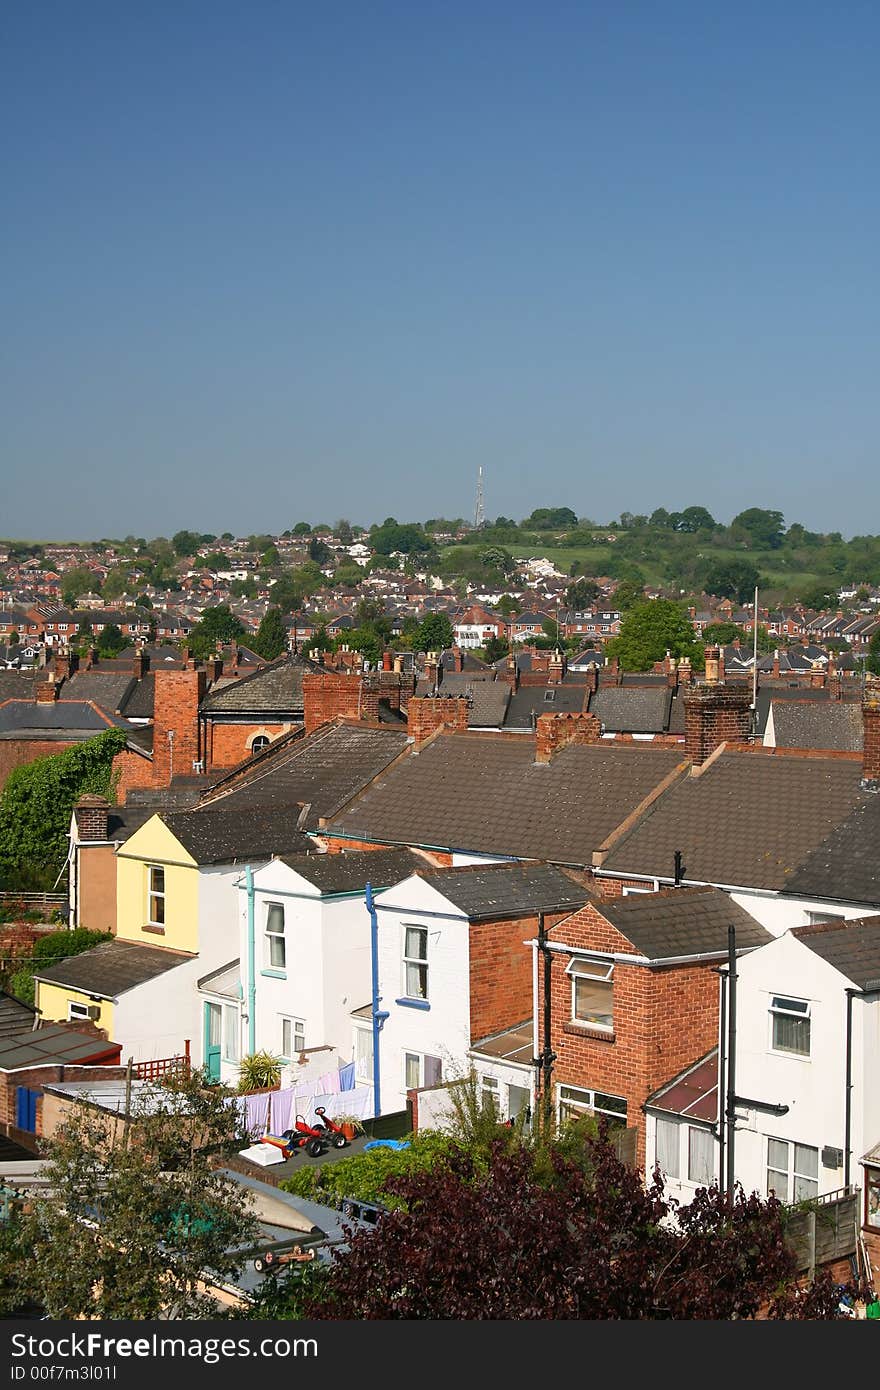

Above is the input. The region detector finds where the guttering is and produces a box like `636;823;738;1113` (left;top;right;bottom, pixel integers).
312;829;586;870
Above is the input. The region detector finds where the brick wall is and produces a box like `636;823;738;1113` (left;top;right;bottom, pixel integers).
0;738;78;792
863;693;880;788
152;668;206;784
540;903;720;1168
112;747;159;803
302;672;364;734
684;683;753;764
0;1061;126;1135
534;711;601;763
207;721;293;769
408;696;470;747
469;910;572;1042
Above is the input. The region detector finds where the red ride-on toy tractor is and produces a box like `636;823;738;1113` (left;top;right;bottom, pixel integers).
280;1114;331;1158
312;1106;350;1149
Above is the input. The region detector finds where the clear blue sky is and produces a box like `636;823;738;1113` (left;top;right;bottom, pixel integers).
3;2;878;540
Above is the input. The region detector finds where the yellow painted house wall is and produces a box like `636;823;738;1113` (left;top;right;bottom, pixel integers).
116;815;200;954
36;981;114;1034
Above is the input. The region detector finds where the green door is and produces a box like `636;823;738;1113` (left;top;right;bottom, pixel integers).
204;1002;222;1082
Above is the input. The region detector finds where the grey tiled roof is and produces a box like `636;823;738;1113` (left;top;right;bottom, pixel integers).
414;673;511;727
159;806;315;864
201;654;320;713
279;847;422;894
0;991;37;1039
586;885;771;959
769;701;863;752
588;686;673;733
34;940;192;996
792;915;880;989
201;723;411;826
414;862;592;920
120;672;155;719
0;671;49;703
327;734;686;865
504;684;588;729
603;751;865;891
63;670;137;714
782;798;880;907
0;701;124;737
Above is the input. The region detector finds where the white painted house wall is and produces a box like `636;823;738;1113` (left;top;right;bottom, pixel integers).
372;874;472;1114
116;959;204;1064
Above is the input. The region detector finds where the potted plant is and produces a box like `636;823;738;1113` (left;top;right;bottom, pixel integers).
333;1114;366;1142
237;1050;282;1094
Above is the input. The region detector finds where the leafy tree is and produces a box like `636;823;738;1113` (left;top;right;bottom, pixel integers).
230;577;258;599
186;604;245;659
8;928;112;1006
676;505;716;532
565;578;600;610
482;635;509;663
292;521;311;536
730;508;786;550
308;537;332;566
341;627;383;666
171;530;203;558
7;1070;258;1318
606;600;702;671
650;507;673;529
611;579;645;612
333;564;364;588
75;617;93;650
371;520;431;557
698;557;762;604
61;568;97;607
496;594;519;619
97;622;126;656
8;631;19;647
799;583;839;611
282;1131;853;1320
477;546;515;577
415;613;454;653
260;545;281;569
867;628;880;677
252;607;288;661
0;728;128;885
524;506;579;530
336;519;353;545
197;551;229;572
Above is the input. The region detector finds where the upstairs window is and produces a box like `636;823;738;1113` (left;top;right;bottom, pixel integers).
403;925;428;1000
770;995;811;1057
265;902;286;970
147;865;165;926
767;1139;818;1202
567;957;614;1030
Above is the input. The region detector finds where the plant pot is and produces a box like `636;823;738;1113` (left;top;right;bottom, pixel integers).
341;1123;356;1141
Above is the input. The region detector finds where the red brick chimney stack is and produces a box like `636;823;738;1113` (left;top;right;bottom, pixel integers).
36;674;58;703
74;794;110;842
534;712;602;764
862;688;880;790
408;694;470;747
684;655;753;766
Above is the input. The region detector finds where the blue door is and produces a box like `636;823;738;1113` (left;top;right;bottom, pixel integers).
204;1002;222;1082
16;1087;38;1132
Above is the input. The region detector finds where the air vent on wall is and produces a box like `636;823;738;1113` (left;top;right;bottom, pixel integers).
821;1146;844;1169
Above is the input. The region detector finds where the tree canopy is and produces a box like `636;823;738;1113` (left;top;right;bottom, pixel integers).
730;508;786;550
186;604;245;659
415;612;454;653
524;506;579;530
565;578;600;610
251;607;287;661
606;599;702;671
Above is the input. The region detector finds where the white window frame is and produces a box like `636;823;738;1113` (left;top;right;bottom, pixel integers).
222;1003;240;1062
147;864;165;926
279;1015;305;1060
557;1083;627;1127
566;956;614;1031
67;1000;90;1022
354;1026;373;1082
766;1137;819;1203
654;1115;681;1179
404;1051;442;1090
769;994;811;1058
265;902;286;970
687;1126;716;1186
402;923;428;1001
480;1074;500;1115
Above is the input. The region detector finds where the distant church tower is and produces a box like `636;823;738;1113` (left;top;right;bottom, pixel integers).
474;465;485;530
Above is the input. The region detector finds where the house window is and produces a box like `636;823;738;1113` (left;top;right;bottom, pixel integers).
147;865;165;926
688;1127;715;1186
265;903;286;969
558;1084;626;1129
566;957;614;1030
404;1052;442;1090
251;736;270;753
866;1168;880;1231
403;925;428;1000
480;1075;500;1115
354;1027;373;1081
280;1016;305;1059
767;1138;819;1202
67;1001;90;1022
770;995;811;1057
222;1004;239;1062
655;1117;680;1178
805;911;846;926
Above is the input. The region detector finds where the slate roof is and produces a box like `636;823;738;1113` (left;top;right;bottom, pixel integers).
279;847;422;894
0;671;49;703
414;673;511;727
201;723;411;827
504;683;588;729
158;806;315;864
791;915;880;990
0;992;37;1039
0;700;125;738
769;701;863;752
582;885;771;959
200;654;320;713
588;686;673;734
63;670;137;714
33;940;193;997
414;862;593;920
603;750;865;891
120;672;155;719
327;734;686;865
0;1024;120;1071
781;797;880;907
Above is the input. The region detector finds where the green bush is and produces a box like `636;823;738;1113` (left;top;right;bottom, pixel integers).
8;928;111;1007
280;1130;458;1211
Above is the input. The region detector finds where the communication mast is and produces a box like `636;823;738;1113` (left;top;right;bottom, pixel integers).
474;465;485;530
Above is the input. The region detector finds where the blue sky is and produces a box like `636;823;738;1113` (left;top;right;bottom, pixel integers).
3;2;878;539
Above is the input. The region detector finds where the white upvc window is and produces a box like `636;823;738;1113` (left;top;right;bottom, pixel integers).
558;1084;627;1128
566;957;614;1030
265;902;286;970
654;1116;681;1178
769;995;811;1057
147;864;165;925
67;1001;90;1022
687;1126;716;1186
404;1052;442;1090
402;924;428;1000
480;1074;500;1115
767;1138;819;1202
354;1027;373;1081
280;1016;305;1060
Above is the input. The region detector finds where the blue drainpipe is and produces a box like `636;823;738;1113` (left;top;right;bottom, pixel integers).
246;865;256;1055
366;882;389;1118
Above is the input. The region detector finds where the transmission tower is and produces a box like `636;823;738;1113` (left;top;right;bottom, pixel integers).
474;465;485;530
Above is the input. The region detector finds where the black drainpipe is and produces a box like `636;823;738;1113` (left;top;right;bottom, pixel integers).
725;924;737;1200
533;913;557;1136
717;964;727;1192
